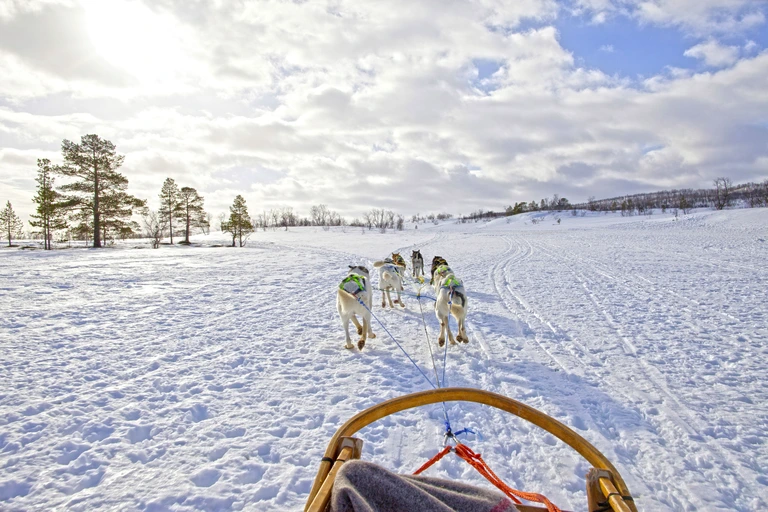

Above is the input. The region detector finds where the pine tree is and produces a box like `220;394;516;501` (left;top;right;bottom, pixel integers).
56;134;144;248
223;195;254;247
99;189;144;242
158;178;181;244
0;201;24;247
30;159;70;250
178;187;207;244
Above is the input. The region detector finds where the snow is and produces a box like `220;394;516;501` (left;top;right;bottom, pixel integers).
1;209;767;511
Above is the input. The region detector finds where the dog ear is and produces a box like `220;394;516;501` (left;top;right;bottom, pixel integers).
349;265;355;269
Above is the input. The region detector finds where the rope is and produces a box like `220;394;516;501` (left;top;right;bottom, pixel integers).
403;275;458;436
356;298;437;389
412;446;452;475
453;442;562;512
372;287;436;302
366;263;466;451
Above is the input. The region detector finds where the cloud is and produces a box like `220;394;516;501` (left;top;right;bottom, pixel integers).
572;0;766;35
0;0;767;224
684;39;740;67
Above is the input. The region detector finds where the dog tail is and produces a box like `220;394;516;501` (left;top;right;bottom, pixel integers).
451;290;466;307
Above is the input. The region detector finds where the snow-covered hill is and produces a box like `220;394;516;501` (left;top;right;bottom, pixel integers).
1;209;767;511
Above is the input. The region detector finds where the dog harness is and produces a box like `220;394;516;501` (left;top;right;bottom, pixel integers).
441;275;466;306
340;275;366;296
382;264;404;277
434;264;452;277
442;275;463;289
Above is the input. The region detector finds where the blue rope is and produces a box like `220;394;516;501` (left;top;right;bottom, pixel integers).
357;298;437;389
362;279;471;442
373;287;436;302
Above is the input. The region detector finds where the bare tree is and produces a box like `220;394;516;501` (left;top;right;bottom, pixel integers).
280;207;295;230
310;204;330;227
141;208;166;249
255;211;268;231
204;212;214;235
269;209;280;230
713;177;733;210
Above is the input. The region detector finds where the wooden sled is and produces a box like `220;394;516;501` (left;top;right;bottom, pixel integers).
305;387;637;512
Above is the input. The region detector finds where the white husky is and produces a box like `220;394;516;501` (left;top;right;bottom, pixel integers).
373;259;406;309
432;262;468;346
337;265;376;350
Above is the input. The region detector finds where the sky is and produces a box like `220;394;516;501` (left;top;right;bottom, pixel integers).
1;0;767;223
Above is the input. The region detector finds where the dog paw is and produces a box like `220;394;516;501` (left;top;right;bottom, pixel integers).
344;343;354;350
356;326;363;335
438;339;445;347
369;333;376;338
357;339;366;350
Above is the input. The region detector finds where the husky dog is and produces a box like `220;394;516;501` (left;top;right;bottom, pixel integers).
391;253;407;278
430;256;448;284
337;265;376;350
432;261;468;346
411;250;424;279
373;259;406;308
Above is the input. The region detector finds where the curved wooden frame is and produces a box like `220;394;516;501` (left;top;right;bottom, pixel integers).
305;387;637;512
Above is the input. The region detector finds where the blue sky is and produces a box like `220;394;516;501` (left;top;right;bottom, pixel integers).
0;0;767;223
555;12;768;78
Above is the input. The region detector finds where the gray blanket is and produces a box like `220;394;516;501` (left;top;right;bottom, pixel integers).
330;460;518;512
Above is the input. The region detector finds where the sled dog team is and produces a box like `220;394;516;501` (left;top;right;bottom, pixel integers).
337;250;468;350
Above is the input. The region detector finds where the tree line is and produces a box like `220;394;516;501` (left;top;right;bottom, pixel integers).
0;134;210;249
0;134;410;248
497;178;768;219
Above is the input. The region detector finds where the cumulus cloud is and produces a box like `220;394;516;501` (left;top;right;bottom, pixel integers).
0;0;767;223
573;0;766;35
684;39;740;67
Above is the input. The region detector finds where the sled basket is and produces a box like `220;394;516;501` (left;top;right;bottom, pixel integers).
304;387;637;512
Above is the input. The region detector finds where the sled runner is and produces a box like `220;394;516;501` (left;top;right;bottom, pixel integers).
304;388;637;512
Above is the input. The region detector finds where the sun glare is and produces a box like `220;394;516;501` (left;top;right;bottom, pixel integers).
84;0;185;83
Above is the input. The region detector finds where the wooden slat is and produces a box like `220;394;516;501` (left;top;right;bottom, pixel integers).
306;446;354;512
599;476;633;512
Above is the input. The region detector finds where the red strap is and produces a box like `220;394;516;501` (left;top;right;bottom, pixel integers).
453;443;562;512
413;445;452;475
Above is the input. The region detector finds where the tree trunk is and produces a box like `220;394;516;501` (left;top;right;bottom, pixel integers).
93;163;101;248
184;212;190;243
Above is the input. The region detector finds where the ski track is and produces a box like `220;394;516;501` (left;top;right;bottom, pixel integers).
1;211;767;511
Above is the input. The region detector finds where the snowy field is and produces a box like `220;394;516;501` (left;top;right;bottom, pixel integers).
1;208;767;511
